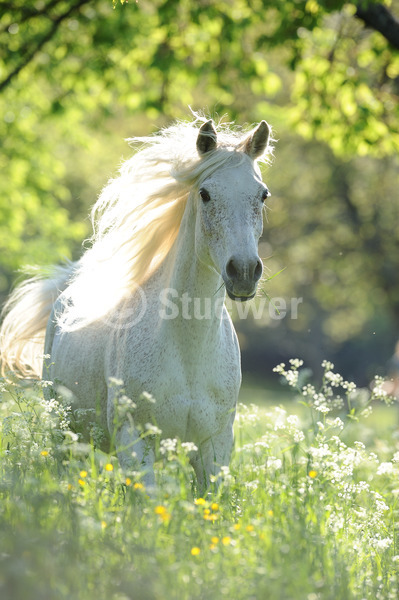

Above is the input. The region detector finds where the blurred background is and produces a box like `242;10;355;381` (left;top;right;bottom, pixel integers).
1;0;398;390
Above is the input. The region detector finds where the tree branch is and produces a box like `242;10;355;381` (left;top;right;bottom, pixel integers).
356;2;399;50
0;0;63;33
0;0;91;94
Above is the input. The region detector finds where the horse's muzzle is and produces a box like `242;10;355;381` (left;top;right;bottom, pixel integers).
225;288;257;302
223;255;263;301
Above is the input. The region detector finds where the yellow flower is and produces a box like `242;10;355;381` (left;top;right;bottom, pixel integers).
211;502;219;511
191;547;201;556
267;510;274;517
154;505;171;521
194;498;206;506
211;536;219;544
133;482;145;490
233;523;241;530
246;525;255;532
308;470;317;478
209;513;218;521
155;505;167;515
78;479;86;486
203;511;218;521
40;450;49;457
160;512;171;522
67;483;73;491
105;463;114;472
125;478;132;486
79;470;88;478
101;520;107;529
222;536;232;546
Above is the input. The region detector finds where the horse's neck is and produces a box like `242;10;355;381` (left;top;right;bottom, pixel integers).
158;197;225;327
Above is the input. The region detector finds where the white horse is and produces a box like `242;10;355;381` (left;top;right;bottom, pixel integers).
0;117;272;491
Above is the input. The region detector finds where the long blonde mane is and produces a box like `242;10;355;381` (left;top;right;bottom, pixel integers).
60;116;273;328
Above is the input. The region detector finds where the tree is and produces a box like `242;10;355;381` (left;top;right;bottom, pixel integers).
1;0;398;152
0;0;398;378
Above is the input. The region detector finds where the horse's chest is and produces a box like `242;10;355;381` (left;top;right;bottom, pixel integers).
124;327;240;443
149;373;239;443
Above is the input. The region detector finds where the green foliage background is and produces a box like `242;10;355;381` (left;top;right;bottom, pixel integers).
1;0;398;381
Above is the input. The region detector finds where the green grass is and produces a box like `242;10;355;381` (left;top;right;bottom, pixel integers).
1;361;399;600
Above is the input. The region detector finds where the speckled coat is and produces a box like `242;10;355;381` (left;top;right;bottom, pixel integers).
43;121;271;491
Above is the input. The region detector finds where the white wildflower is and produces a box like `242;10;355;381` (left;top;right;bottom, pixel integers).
145;423;161;435
181;442;198;453
159;438;178;455
321;360;334;370
355;481;370;493
377;462;394;476
308;443;331;459
40;380;53;388
254;440;270;450
285;414;305;442
245;480;259;491
236;403;260;425
326;417;344;430
374;537;392;551
293;430;305;442
273;407;287;431
273;361;303;388
285;370;299;387
342;380;356;393
141;391;156;404
372;376;396;404
217;465;233;483
289;358;304;369
109;377;124;386
267;457;282;471
361;406;373;418
324;370;343;387
331;396;345;410
375;499;389;513
302;383;316;397
313;393;331;414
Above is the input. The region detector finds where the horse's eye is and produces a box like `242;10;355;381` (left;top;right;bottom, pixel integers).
199;188;211;203
261;189;270;202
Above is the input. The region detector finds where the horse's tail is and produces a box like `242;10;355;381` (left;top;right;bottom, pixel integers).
0;262;75;380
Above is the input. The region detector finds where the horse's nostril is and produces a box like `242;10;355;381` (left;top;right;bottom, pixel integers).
254;259;263;281
226;258;239;280
226;257;262;282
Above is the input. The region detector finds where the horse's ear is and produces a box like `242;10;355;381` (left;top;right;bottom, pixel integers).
196;120;217;155
244;120;270;160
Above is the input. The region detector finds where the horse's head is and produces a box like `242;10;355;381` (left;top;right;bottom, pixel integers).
195;120;271;301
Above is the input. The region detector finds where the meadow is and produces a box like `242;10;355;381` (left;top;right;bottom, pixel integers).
0;359;398;600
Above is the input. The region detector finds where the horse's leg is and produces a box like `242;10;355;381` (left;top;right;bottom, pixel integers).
42;301;61;400
190;420;234;494
113;420;156;490
107;388;156;488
